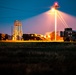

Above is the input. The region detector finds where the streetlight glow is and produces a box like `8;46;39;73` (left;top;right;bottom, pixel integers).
51;7;55;12
51;7;57;41
51;2;59;41
55;9;57;41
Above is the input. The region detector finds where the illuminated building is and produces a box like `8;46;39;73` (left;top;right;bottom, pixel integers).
12;20;23;40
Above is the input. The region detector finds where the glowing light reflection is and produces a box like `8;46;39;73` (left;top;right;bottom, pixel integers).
22;10;76;35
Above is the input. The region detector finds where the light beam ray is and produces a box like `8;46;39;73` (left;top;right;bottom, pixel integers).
57;11;69;28
57;14;68;28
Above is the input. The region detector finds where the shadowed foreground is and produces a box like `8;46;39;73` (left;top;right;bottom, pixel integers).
0;42;76;75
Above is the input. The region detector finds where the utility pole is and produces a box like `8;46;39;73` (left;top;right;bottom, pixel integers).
51;2;59;41
55;9;57;41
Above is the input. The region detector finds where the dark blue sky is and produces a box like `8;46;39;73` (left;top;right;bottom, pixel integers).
0;0;76;34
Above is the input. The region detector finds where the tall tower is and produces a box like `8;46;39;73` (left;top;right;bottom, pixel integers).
12;20;23;40
51;2;59;41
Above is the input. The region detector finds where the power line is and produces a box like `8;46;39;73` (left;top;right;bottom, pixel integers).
0;5;27;12
0;5;47;12
0;16;28;18
0;5;47;18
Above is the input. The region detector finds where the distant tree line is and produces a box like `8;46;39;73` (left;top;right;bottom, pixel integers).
0;33;8;40
22;34;44;40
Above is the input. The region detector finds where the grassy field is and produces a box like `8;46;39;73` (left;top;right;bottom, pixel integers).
0;41;76;75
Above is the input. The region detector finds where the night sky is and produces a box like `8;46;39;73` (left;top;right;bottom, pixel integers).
0;0;76;35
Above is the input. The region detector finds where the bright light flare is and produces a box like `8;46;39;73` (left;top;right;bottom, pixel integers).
48;35;51;38
51;7;55;12
44;35;46;38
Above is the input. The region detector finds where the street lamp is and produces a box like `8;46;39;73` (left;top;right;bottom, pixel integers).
55;9;57;41
51;2;59;41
